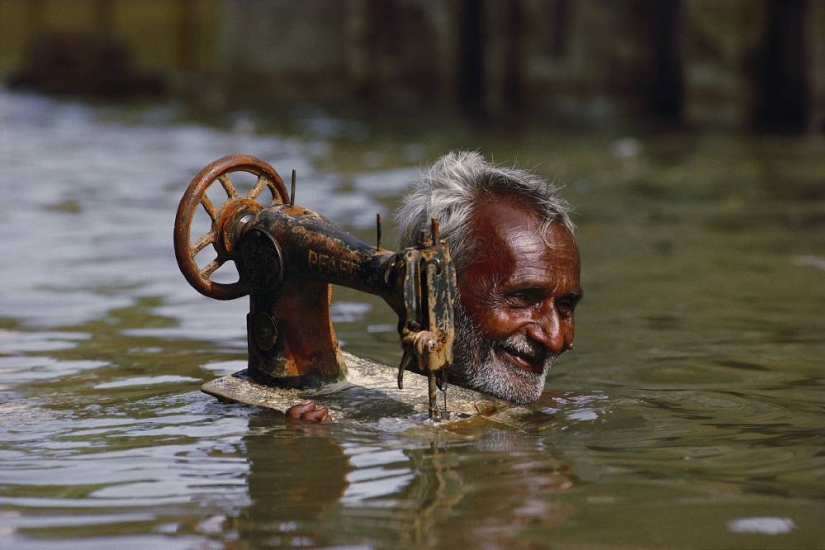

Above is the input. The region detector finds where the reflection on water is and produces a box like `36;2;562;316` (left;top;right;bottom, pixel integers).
234;414;575;548
1;90;824;548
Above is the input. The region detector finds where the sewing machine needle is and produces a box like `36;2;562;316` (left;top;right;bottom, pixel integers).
428;369;438;421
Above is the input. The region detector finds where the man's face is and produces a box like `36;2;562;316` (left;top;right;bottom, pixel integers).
450;198;582;404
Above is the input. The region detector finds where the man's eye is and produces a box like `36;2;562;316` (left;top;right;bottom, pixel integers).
556;298;576;316
506;292;533;307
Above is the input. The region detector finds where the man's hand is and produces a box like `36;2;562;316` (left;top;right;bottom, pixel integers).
285;400;332;423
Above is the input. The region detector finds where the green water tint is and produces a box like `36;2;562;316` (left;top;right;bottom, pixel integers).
1;93;824;548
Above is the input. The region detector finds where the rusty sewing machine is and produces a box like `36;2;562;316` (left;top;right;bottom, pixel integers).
173;155;458;421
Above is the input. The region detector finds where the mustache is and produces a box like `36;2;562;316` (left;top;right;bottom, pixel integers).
453;301;559;367
497;334;558;365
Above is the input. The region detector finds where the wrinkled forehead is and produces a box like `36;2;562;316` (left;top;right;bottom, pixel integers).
470;195;576;249
465;196;580;282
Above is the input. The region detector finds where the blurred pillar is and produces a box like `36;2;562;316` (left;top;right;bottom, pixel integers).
358;0;388;102
457;0;485;117
25;0;44;38
650;0;684;122
347;0;371;101
756;0;809;132
94;0;115;36
176;0;196;71
501;0;526;115
549;0;570;58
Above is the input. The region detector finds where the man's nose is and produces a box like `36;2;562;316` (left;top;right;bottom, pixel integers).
527;306;571;355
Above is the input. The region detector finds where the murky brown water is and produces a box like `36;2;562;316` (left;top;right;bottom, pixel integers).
1;90;824;549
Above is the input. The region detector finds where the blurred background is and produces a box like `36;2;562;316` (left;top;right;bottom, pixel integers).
1;0;822;132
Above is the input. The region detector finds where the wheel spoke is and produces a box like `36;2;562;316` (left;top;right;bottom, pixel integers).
248;176;269;200
190;232;214;256
200;258;223;279
201;194;219;222
218;174;239;199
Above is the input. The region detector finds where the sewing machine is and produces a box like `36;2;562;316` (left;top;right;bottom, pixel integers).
174;155;459;420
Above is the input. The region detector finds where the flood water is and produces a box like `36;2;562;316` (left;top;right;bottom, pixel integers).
1;89;824;549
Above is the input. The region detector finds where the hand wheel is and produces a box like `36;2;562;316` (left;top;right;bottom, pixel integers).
174;154;289;300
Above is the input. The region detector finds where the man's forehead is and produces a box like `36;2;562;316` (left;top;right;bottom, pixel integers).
472;195;532;233
471;196;573;247
465;197;579;283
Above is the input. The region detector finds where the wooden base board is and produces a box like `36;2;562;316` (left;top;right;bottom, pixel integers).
201;352;552;430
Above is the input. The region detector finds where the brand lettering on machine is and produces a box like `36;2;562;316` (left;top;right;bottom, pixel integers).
307;249;358;278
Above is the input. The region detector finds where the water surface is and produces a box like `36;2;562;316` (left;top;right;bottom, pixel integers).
1;91;824;549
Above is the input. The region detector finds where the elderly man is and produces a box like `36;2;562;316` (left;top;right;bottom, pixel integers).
288;151;582;421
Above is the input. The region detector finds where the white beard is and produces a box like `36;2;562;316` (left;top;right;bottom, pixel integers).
449;301;557;404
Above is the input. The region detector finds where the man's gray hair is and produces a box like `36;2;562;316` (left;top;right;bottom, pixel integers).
396;151;574;271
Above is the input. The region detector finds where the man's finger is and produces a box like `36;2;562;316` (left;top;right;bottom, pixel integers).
285;400;315;419
285;400;332;422
301;406;332;423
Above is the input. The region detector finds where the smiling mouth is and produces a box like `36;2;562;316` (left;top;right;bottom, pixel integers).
496;344;547;375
